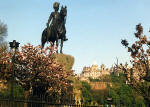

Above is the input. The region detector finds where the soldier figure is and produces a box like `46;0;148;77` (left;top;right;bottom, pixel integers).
47;2;68;41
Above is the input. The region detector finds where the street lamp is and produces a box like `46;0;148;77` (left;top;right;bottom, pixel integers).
9;40;20;54
9;40;20;100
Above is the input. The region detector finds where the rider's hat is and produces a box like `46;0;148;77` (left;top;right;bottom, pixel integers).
53;2;60;9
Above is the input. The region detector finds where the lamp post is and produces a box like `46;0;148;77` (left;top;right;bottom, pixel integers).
9;40;20;100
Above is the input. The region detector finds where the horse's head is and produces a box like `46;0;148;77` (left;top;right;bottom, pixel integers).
60;6;67;18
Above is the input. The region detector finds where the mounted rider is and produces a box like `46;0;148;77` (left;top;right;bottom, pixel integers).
46;2;68;41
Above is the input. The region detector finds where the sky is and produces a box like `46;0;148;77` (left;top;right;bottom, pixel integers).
1;0;150;74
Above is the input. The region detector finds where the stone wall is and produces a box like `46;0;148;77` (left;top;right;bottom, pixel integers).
90;82;112;90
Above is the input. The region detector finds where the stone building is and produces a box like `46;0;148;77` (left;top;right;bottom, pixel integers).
79;64;110;81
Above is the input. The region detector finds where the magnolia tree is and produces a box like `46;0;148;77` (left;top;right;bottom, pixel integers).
121;23;150;105
0;43;72;98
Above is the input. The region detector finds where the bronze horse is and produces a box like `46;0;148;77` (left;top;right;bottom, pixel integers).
41;6;67;53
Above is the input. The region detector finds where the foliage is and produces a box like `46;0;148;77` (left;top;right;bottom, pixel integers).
0;44;72;97
55;54;74;73
91;90;105;105
121;23;150;81
0;82;24;98
89;75;111;82
109;89;120;105
110;73;126;83
80;71;145;106
134;94;146;107
81;81;93;105
82;81;91;90
81;73;145;106
108;73;146;106
121;23;150;105
0;42;8;52
101;75;111;82
88;77;100;82
118;84;133;106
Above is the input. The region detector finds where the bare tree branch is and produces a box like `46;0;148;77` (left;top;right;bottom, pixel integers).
0;21;7;43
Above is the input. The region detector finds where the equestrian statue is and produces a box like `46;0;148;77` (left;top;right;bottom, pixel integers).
41;2;68;53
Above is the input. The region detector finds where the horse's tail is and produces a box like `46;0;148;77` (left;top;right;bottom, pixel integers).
41;28;47;48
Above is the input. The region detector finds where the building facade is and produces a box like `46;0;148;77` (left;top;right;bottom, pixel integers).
79;64;110;81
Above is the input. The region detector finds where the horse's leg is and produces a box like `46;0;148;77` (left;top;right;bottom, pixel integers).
60;39;63;53
56;35;59;53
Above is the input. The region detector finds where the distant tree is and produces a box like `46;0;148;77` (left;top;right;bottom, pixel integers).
81;81;93;105
110;73;126;83
0;20;8;54
0;20;7;44
91;90;105;105
121;23;150;106
109;73;145;106
110;89;120;106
